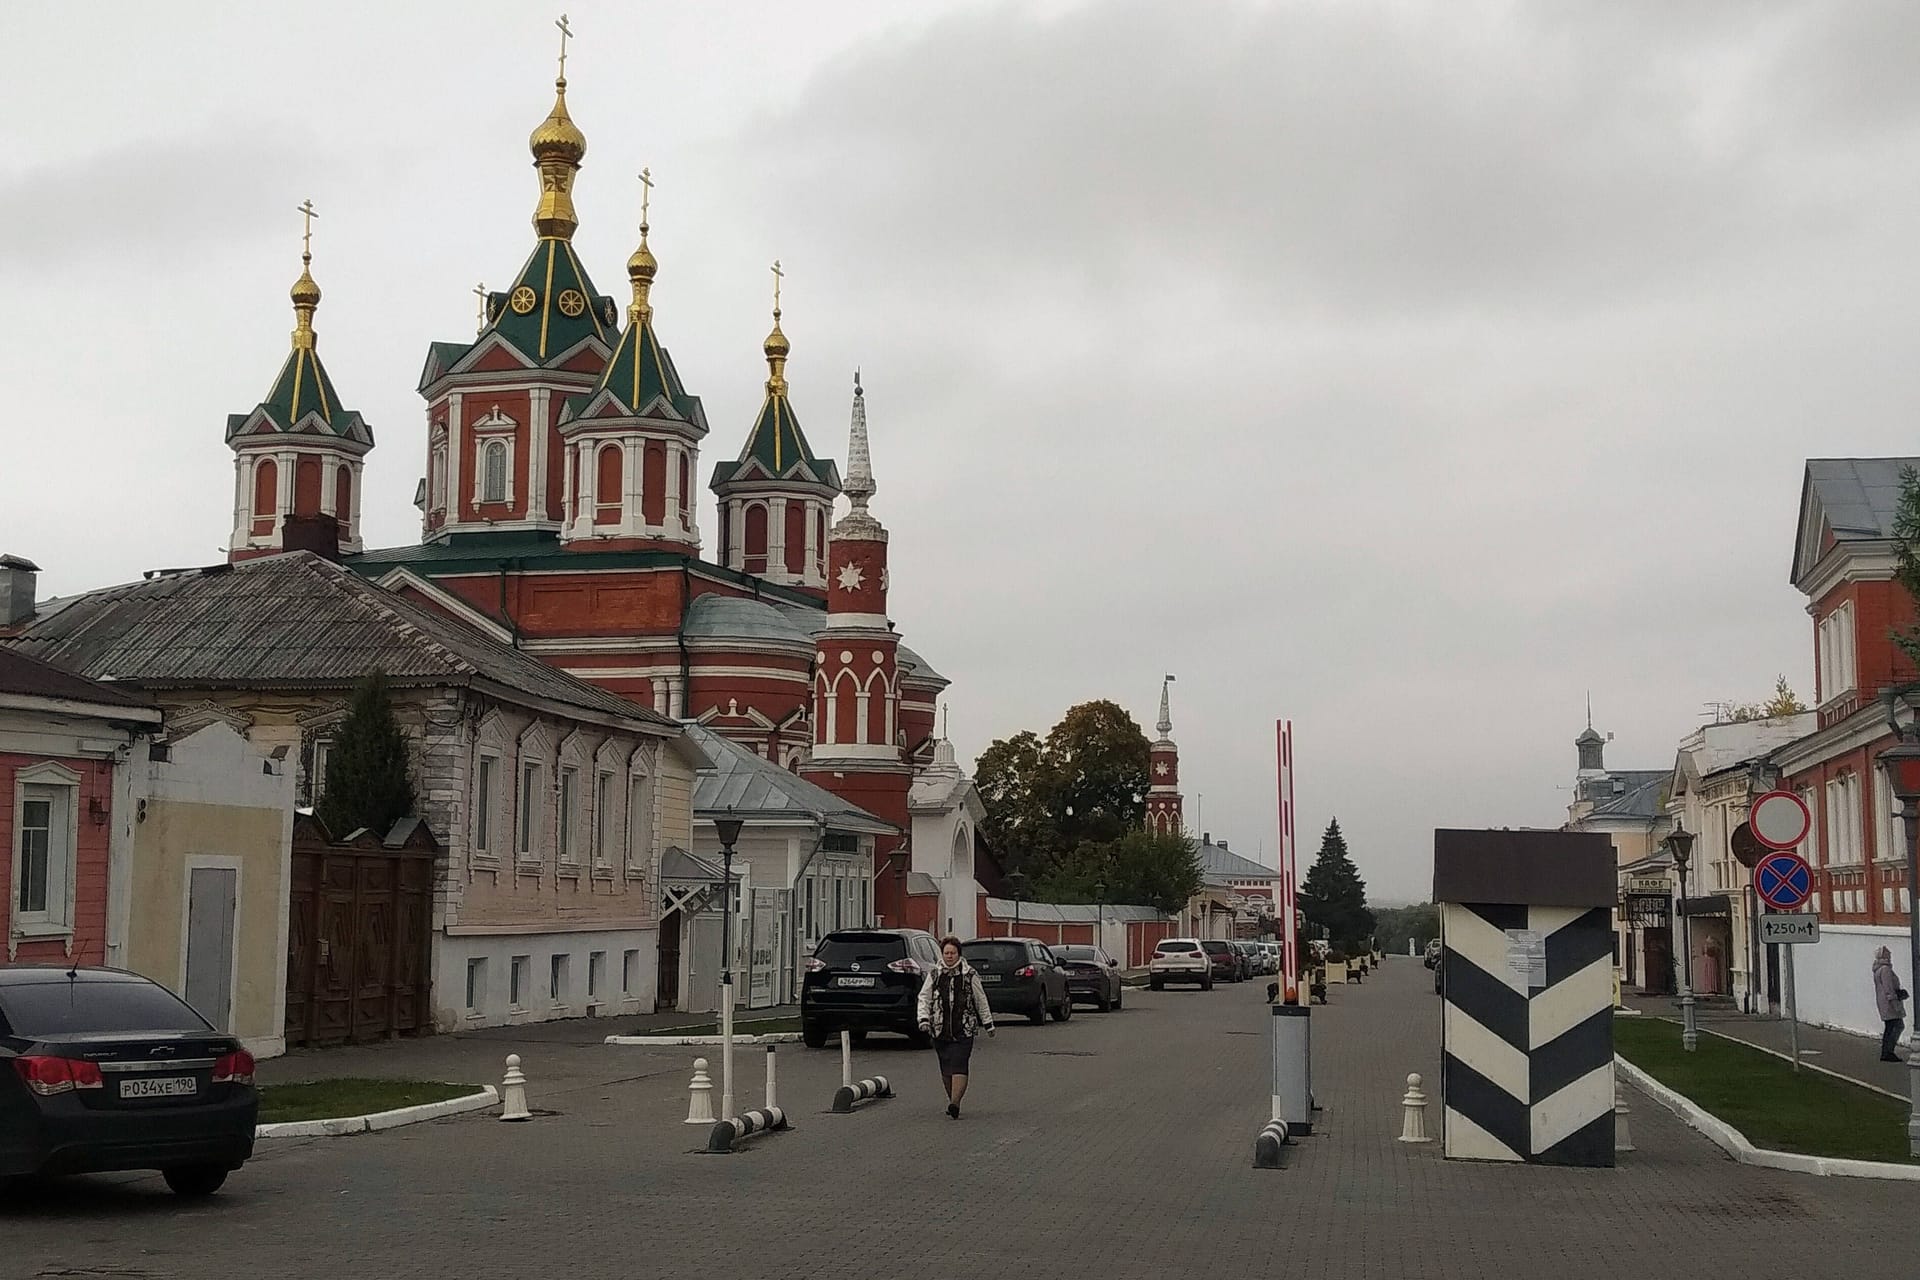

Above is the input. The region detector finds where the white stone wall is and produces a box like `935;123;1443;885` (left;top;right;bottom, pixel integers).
437;926;656;1032
1787;922;1912;1038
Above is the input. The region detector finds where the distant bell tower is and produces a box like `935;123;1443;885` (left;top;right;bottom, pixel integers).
227;200;373;561
1145;675;1183;836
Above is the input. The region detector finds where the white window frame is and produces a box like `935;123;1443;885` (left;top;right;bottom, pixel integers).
471;406;518;506
594;769;615;867
518;760;544;863
474;752;501;858
465;957;488;1014
430;444;449;513
558;765;580;866
622;948;640;996
588;950;606;1001
626;768;653;873
1818;603;1857;702
12;763;81;939
310;737;333;807
549;953;570;1007
509;955;530;1010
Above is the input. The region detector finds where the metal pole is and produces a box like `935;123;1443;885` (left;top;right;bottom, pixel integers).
1678;859;1698;1052
840;1028;853;1090
765;1042;777;1111
1784;939;1800;1072
720;841;736;1119
1903;798;1920;1158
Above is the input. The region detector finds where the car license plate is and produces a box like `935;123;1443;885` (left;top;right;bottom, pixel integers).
120;1075;197;1100
835;975;876;988
979;974;1002;984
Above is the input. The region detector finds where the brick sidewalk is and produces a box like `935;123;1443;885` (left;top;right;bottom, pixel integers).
11;957;1920;1278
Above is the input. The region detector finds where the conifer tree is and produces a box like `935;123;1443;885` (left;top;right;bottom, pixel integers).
316;672;416;839
1299;818;1374;951
1893;465;1920;670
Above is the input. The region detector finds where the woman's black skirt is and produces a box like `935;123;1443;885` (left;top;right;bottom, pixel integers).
934;1035;975;1075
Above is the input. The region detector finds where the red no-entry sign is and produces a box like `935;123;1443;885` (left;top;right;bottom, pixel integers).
1750;790;1812;852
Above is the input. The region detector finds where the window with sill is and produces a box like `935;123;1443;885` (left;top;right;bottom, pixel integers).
13;775;78;933
549;953;569;1005
310;738;333;807
474;754;500;856
518;761;543;860
558;766;579;863
588;951;605;1001
594;770;615;867
626;771;653;871
509;955;529;1010
482;440;510;505
1818;604;1857;701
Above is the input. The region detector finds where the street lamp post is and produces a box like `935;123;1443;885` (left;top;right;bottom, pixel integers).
1668;823;1698;1052
1009;871;1028;936
712;808;745;1120
1877;724;1920;1158
1094;879;1106;955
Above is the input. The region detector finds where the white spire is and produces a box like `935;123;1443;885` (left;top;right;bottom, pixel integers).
844;369;875;514
1156;674;1175;740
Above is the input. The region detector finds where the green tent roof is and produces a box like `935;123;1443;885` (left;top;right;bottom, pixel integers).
711;388;840;490
484;238;617;364
592;311;705;425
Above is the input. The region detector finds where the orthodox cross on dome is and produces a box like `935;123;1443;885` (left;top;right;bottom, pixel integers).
638;167;653;233
472;281;488;333
771;258;783;316
296;199;318;260
554;13;572;81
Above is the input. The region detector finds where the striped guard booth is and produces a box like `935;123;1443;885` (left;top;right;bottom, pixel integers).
1440;903;1614;1165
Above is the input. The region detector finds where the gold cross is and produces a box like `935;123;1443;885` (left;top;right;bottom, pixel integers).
555;13;572;80
296;199;318;259
771;259;783;316
473;282;488;332
638;167;652;230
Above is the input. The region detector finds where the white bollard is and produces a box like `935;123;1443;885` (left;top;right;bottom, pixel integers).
720;980;735;1121
1614;1078;1634;1153
840;1029;853;1090
685;1057;715;1126
765;1043;778;1112
499;1053;531;1122
1397;1072;1429;1143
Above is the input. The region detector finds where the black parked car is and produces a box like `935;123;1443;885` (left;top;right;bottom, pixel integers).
0;967;258;1197
801;928;941;1048
961;938;1072;1024
1053;945;1125;1012
1200;939;1240;984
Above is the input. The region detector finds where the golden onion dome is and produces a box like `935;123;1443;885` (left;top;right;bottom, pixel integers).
627;240;658;283
290;262;322;308
529;79;587;166
763;318;790;360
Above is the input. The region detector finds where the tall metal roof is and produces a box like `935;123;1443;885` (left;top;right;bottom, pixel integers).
685;723;894;835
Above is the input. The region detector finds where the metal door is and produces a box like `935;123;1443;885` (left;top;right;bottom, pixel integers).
185;867;238;1031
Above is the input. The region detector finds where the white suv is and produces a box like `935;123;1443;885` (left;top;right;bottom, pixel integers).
1148;938;1213;991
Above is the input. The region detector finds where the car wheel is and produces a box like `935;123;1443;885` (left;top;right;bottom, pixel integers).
1202;977;1214;991
802;1022;827;1049
1096;993;1112;1012
163;1165;228;1199
1114;987;1123;1010
1150;978;1164;990
1028;1001;1047;1025
1052;997;1071;1022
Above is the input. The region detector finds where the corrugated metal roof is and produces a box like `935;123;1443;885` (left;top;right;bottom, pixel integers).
1586;770;1669;819
0;647;155;711
1197;840;1279;883
1806;458;1920;541
685;723;894;834
907;872;940;896
6;553;674;730
979;897;1168;923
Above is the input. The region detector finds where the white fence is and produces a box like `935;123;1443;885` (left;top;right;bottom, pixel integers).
1790;923;1911;1038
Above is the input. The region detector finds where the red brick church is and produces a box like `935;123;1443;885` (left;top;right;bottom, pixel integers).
219;49;951;926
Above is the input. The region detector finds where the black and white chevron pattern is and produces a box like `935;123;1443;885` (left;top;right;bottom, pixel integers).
1440;903;1615;1167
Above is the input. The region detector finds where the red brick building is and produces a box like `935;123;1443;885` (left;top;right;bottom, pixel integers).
214;53;956;928
0;634;161;965
1774;458;1920;926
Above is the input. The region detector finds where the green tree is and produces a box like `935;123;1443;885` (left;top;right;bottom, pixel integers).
1032;830;1203;915
1726;676;1809;722
1372;902;1439;954
1043;700;1150;848
316;672;416;839
1299;819;1374;950
1895;464;1920;670
974;730;1060;877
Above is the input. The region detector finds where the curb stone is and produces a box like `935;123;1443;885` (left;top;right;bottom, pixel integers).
605;1032;805;1047
1615;1056;1920;1183
255;1086;500;1139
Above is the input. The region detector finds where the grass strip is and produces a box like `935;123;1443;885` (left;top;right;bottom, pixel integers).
1615;1016;1915;1164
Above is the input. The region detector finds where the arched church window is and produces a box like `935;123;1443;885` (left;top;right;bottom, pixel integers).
642;442;667;527
335;466;353;534
251;458;277;535
743;503;769;575
483;442;508;504
430;447;447;512
293;456;322;517
595;443;623;525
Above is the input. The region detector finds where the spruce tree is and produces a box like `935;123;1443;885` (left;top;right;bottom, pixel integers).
316;672;416;839
1893;465;1920;670
1299;818;1374;951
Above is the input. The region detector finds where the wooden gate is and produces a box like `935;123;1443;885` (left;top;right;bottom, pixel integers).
285;814;437;1048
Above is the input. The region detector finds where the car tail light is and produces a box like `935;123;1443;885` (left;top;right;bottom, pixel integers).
1015;966;1036;979
804;957;827;974
11;1055;104;1096
886;958;922;975
213;1050;255;1086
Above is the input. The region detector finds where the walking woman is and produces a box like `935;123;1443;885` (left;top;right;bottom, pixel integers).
917;935;994;1118
1873;945;1908;1062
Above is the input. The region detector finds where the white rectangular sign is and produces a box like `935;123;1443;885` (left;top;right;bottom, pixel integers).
1758;914;1820;945
1625;876;1671;896
1505;928;1547;987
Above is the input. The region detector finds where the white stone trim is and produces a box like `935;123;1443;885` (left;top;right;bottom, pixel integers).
256;1086;500;1138
10;762;83;953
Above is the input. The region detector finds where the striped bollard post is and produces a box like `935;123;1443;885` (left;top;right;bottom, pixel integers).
832;1074;893;1113
1252;1117;1291;1169
706;1105;789;1154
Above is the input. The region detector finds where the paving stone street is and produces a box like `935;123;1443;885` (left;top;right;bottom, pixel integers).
7;959;1920;1279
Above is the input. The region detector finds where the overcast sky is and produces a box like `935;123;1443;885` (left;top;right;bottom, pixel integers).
5;0;1917;903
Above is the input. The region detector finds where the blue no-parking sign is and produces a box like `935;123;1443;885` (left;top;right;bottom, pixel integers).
1754;850;1813;911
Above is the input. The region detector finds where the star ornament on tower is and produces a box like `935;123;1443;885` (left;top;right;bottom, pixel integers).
837;563;865;592
1155;762;1170;776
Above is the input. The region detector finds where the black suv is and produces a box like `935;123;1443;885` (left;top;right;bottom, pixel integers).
801;928;941;1048
961;938;1073;1025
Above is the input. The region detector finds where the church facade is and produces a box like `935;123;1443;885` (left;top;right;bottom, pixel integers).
218;40;964;974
